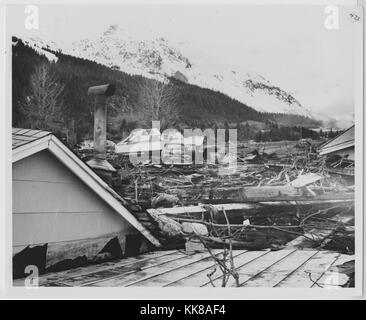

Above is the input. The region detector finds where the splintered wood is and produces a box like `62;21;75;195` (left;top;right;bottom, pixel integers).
126;143;355;252
146;201;354;251
88;141;354;262
109;140;354;207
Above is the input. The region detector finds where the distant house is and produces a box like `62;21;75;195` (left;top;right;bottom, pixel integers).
115;128;207;164
12;128;160;278
115;128;162;154
79;139;116;151
318;125;355;160
115;128;185;154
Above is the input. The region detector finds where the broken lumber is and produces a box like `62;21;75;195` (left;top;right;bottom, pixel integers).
290;173;322;188
286;211;354;248
147;199;354;227
199;190;354;204
147;199;353;217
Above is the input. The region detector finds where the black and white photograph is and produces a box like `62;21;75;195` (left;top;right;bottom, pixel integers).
1;0;364;299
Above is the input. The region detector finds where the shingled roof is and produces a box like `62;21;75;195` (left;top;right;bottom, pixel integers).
12;128;51;149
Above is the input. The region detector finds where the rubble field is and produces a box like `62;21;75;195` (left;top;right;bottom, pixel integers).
78;139;354;256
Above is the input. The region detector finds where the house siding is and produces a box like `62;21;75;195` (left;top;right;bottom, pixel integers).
12;150;136;252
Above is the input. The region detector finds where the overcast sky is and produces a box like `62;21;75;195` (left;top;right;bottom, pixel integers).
8;4;362;126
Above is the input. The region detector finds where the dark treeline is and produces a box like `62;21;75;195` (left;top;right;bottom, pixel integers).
266;113;322;128
318;129;343;139
254;122;320;142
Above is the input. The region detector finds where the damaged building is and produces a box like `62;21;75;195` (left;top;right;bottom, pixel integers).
12;128;160;278
319;125;355;161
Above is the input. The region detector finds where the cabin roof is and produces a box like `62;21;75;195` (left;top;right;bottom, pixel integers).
12;128;51;149
319;125;355;156
13;248;354;287
12;127;161;247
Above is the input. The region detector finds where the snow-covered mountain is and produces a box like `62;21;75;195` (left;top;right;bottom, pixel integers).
70;25;312;117
14;36;59;63
18;24;314;118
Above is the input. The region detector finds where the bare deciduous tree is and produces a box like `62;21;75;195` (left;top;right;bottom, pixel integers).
22;63;65;130
138;78;180;130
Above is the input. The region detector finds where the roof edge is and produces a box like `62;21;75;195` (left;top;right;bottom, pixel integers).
319;125;355;150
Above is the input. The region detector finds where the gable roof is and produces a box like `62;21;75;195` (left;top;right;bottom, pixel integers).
12;128;161;247
12;128;51;149
319;125;355;156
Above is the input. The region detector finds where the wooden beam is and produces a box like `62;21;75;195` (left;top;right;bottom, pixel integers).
199;192;354;204
147;198;354;217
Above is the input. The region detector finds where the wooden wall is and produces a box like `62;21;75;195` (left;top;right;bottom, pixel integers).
13;150;139;269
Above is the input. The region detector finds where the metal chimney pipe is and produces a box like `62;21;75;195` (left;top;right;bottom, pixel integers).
86;84;116;173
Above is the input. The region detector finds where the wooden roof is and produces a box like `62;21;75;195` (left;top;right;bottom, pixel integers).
12;128;51;149
13;248;353;288
319;125;355;156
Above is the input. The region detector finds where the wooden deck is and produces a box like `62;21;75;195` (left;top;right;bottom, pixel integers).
13;249;354;288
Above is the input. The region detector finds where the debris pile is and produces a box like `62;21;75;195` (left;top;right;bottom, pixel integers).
77;139;355;253
147;200;354;252
111;149;353;207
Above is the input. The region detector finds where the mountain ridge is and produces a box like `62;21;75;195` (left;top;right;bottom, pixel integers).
21;24;313;118
68;24;313;118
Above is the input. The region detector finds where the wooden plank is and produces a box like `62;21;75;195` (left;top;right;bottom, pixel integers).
164;250;251;287
13;250;178;287
328;253;354;266
220;186;301;200
14;249;353;288
276;251;340;288
55;250;178;286
148;199;354;220
199;249;272;287
92;250;221;287
202;249;297;287
155;192;354;206
326;168;354;176
312;253;354;288
55;251;188;287
165;185;308;204
290;173;322;188
148;204;253;216
286;212;354;248
268;160;354;177
199;194;354;204
134;250;248;287
220;191;354;203
241;249;319;287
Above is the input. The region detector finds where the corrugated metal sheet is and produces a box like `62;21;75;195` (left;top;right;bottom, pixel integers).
12;128;51;150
